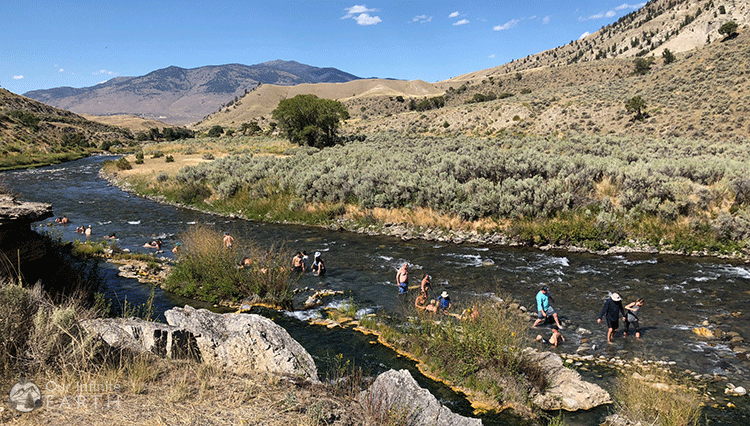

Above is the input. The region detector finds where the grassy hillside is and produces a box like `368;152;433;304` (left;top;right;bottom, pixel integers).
0;89;134;170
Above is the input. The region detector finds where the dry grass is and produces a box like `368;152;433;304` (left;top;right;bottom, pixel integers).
4;358;367;426
611;367;703;426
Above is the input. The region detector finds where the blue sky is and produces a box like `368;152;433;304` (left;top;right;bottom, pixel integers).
1;1;646;95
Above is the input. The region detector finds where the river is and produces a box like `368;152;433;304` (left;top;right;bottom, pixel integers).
3;155;749;425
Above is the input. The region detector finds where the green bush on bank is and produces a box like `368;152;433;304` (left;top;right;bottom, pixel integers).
164;226;293;307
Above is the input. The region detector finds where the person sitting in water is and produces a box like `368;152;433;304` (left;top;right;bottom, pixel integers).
76;225;85;233
292;251;305;273
536;324;566;347
311;252;325;277
143;238;162;250
104;232;116;240
172;242;181;254
437;291;452;314
84;225;92;237
61;215;69;224
415;291;428;310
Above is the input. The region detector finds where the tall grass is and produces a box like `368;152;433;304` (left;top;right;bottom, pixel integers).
611;367;702;426
164;225;294;307
364;298;541;409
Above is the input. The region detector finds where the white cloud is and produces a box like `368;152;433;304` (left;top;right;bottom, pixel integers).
488;54;496;58
453;19;469;26
580;2;644;21
12;75;23;80
616;3;646;11
412;14;432;23
58;68;64;73
579;31;591;39
493;18;520;31
542;16;550;24
342;5;382;25
449;11;460;18
93;69;116;76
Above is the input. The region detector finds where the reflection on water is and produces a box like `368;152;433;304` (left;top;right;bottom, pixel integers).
4;156;750;424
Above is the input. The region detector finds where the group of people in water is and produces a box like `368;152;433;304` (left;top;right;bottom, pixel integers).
532;284;645;346
291;250;326;276
396;263;461;318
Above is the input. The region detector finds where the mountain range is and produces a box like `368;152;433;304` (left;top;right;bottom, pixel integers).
23;61;361;125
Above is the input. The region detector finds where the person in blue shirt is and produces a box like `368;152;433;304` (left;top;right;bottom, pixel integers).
437;291;452;314
533;285;563;329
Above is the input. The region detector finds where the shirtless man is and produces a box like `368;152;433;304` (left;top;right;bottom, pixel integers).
396;263;409;295
292;252;305;273
223;232;234;248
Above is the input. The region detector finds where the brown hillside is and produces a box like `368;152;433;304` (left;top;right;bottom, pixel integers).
195;79;443;130
81;114;174;133
0;89;133;149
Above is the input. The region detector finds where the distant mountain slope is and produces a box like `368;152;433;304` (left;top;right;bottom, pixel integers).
196;78;442;129
23;61;361;126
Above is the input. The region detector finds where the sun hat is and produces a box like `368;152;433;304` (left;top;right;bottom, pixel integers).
441;291;449;298
314;251;321;257
610;293;622;302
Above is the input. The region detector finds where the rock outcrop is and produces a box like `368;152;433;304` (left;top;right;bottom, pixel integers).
359;369;482;426
164;305;319;382
82;305;319;383
0;194;54;263
525;348;612;411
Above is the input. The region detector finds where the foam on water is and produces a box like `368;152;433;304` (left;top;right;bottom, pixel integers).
128;220;141;225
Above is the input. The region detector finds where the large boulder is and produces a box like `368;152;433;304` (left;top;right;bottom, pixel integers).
80;318;199;360
359;369;482;426
525;348;612;411
165;305;319;383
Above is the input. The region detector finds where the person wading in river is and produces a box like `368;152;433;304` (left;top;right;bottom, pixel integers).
533;285;563;329
598;292;626;344
396;263;409;295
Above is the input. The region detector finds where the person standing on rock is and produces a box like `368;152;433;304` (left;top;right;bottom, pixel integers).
533;285;563;329
598;292;626;344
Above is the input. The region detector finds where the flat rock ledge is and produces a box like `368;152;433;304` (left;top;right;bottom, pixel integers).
359;369;482;426
82;305;319;383
525;348;612;411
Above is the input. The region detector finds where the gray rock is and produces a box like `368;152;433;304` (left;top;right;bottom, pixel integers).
165;305;319;382
359;369;482;426
525;348;612;411
80;317;200;360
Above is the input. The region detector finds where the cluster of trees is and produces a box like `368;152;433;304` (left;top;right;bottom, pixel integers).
174;134;750;244
136;127;195;141
407;96;446;112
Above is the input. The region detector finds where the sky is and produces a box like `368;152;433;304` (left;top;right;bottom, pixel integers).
1;1;646;95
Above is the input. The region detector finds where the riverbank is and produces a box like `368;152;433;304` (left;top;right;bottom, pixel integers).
99;150;750;263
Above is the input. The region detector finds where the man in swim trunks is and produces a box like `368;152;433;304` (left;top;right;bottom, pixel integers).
396;263;409;295
533;285;562;329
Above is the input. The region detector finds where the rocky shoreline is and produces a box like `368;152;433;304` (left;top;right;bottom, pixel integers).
100;169;750;263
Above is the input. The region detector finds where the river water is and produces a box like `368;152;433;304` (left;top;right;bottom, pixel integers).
3;155;750;425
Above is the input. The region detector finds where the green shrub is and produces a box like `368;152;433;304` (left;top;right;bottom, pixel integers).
165;155;174;163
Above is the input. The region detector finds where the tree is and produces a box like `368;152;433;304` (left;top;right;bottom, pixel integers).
718;21;739;39
633;57;653;75
662;48;676;65
272;94;350;148
625;96;647;120
207;125;224;138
